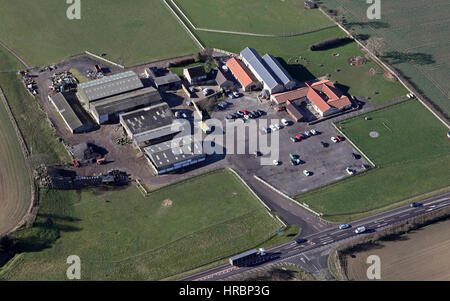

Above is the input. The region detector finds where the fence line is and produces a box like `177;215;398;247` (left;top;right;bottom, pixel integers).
84;51;125;69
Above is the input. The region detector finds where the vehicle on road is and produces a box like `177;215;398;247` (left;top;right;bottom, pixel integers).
339;224;351;230
295;238;307;244
346;167;354;175
229;248;267;267
410;202;423;208
331;136;338;143
303;170;311;176
355;226;366;234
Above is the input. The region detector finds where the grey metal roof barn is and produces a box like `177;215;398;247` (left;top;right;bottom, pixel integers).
153;73;181;88
90;86;162;123
262;54;296;90
120;102;182;146
48;93;88;133
240;47;283;93
77;71;143;104
143;135;205;174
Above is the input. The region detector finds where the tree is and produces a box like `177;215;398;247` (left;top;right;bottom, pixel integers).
365;37;386;57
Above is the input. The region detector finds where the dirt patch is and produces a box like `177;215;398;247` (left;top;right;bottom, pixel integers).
383;71;397;81
343;219;450;280
348;56;367;67
162;199;173;208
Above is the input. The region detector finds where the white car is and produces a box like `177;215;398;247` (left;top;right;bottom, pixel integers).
311;129;318;135
270;124;278;132
331;136;338;143
275;124;282;130
281;119;289;126
304;131;312;137
355;226;366;234
303;170;311;176
346;167;354;175
273;160;280;166
233;91;240;98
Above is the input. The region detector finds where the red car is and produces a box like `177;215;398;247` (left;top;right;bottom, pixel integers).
275;106;286;112
336;136;344;142
295;134;302;141
240;110;249;115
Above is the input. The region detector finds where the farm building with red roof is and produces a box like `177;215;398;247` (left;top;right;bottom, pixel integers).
226;57;261;91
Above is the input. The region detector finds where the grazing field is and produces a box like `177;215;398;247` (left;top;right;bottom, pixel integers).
319;0;450;118
0;93;31;234
0;47;70;164
296;100;450;220
176;0;333;34
342;219;450;281
0;169;284;280
0;0;198;67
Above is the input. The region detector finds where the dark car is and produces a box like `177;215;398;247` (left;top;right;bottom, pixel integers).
295;238;307;244
321;141;329;148
352;153;361;160
257;109;266;116
410;202;422;208
252;110;260;118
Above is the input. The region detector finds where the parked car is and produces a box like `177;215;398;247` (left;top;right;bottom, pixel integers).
336;136;344;142
188;87;196;93
275;124;282;130
252;110;260;118
228;93;235;99
339;224;351;230
346;167;354;175
311;129;318;135
254;151;262;157
281;118;289;126
289;153;297;160
321;141;328;148
233;91;240;98
352;152;361;160
291;158;301;166
355;226;366;234
331;136;338;143
273;160;280;166
304;131;312;137
270;124;278;132
303;170;312;176
257;109;266;116
410;202;422;208
296;134;303;141
290;137;297;143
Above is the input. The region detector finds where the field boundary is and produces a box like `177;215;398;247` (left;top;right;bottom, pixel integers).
0;40;30;69
171;0;336;37
318;6;450;128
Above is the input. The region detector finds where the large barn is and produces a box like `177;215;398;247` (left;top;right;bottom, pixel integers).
48;93;91;134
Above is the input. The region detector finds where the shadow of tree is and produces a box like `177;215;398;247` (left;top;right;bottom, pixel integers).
383;51;435;65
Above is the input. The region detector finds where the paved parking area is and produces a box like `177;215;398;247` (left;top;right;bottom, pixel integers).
211;94;369;196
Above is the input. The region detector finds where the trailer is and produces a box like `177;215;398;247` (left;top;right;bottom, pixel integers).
229;248;267;267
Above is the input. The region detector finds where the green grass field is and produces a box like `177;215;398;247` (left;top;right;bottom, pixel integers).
319;0;450;118
296;100;450;221
0;0;198;67
0;169;284;280
176;0;333;34
0;47;70;164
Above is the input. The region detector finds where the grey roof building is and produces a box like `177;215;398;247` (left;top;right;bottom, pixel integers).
153;73;182;89
143;135;206;175
76;71;143;104
90;86;162;124
215;69;234;89
183;65;207;85
120;102;182;147
48;93;90;134
240;47;284;94
262;54;296;90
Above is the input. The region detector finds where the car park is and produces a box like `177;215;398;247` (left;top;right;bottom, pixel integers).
339;224;351;230
346;167;354;175
303;170;311;176
355;226;366;234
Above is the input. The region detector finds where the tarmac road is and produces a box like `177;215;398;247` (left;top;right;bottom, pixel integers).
180;192;450;281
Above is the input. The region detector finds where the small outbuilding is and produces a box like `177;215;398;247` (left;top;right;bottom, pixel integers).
183;65;207;85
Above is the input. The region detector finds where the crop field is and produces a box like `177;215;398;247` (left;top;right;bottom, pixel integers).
176;0;333;34
0;169;284;280
342;219;450;281
0;93;31;235
0;0;198;67
319;0;450;118
296;100;450;220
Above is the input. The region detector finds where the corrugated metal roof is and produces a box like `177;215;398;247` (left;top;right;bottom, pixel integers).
120;102;175;135
153;73;181;87
240;47;282;90
262;54;295;87
78;71;143;102
49;93;83;132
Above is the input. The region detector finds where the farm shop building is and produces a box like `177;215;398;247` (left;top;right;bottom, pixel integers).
120;102;182;148
48;93;91;133
76;71;143;105
143;136;206;175
90;86;162;124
